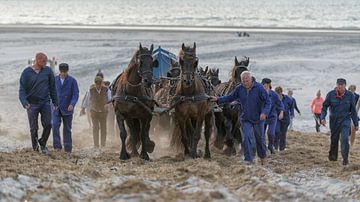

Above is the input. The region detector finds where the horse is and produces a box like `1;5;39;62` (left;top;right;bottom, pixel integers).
170;43;214;158
112;43;158;160
213;56;249;156
206;68;221;86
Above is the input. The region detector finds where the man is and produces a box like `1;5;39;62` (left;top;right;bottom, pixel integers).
262;78;284;154
311;90;324;133
348;85;359;146
274;86;293;151
19;52;58;154
210;71;271;164
52;63;79;153
320;78;358;166
81;76;111;148
288;90;301;130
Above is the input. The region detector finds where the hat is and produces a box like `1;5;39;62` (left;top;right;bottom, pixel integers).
59;63;69;72
261;78;272;84
336;78;346;85
96;70;104;79
94;76;103;83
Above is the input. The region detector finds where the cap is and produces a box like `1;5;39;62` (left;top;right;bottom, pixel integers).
59;63;69;72
336;78;346;85
261;78;271;84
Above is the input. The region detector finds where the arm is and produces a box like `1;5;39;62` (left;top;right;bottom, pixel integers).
49;69;58;106
70;79;80;107
356;99;360;113
260;87;271;116
310;99;315;113
107;88;112;103
81;91;90;108
294;98;301;114
320;93;331;121
217;85;240;104
19;71;29;108
350;94;359;128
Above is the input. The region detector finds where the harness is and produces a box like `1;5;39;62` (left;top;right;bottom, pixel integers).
160;93;210;115
112;94;158;115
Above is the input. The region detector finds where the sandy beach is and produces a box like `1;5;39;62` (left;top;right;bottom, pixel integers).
0;26;360;201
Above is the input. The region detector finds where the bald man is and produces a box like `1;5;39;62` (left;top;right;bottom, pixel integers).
19;52;58;154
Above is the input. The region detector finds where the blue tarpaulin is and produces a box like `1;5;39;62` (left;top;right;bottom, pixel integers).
152;46;177;80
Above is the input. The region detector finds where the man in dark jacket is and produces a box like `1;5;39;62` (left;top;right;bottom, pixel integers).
52;63;79;153
262;78;284;154
19;52;58;154
288;90;301;130
210;71;271;164
321;78;358;165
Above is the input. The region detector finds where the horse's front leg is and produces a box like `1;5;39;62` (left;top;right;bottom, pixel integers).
204;112;214;159
191;117;204;158
127;119;140;157
140;118;153;161
116;114;130;160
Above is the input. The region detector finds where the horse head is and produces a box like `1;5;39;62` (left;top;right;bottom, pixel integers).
207;68;221;86
179;42;198;87
197;66;208;77
232;56;250;82
136;43;158;87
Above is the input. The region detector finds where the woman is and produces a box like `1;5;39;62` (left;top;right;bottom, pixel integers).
311;90;324;133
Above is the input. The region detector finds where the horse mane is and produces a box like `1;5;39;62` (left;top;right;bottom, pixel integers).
118;49;140;87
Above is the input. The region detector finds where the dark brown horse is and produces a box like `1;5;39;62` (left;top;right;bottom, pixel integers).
171;43;214;158
112;44;158;160
206;68;221;86
213;56;249;156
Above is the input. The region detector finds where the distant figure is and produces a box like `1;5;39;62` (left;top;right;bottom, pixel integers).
287;90;301;130
274;86;293;151
19;52;58;154
52;63;79;153
81;76;111;148
262;78;284;154
348;85;359;146
320;78;358;166
311;90;324;133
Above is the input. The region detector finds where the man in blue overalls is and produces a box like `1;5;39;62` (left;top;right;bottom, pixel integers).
262;78;284;154
52;63;79;153
321;78;358;165
210;71;271;164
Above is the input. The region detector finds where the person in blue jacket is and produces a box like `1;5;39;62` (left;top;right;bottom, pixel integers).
19;53;58;154
288;90;301;130
210;71;271;164
274;86;292;151
52;63;79;153
262;78;284;154
321;78;358;166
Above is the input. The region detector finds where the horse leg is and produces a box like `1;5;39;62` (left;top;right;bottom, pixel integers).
213;112;225;149
143;117;155;153
179;119;190;155
127;119;140;157
191;117;203;158
204;112;213;159
116;114;129;160
140;119;151;161
223;116;235;156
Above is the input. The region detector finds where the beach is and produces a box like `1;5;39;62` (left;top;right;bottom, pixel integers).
0;26;360;201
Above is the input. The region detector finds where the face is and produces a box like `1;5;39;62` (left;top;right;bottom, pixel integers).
95;81;102;88
336;84;346;93
137;44;157;88
288;91;293;96
316;92;321;97
59;71;68;78
36;55;48;68
263;83;271;90
241;73;252;89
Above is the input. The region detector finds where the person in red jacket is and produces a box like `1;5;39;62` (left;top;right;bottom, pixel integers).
311;90;324;133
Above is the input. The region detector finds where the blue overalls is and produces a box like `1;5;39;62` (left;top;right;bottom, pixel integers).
274;94;292;151
265;90;284;152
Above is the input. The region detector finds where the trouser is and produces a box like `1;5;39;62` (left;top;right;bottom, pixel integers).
241;121;266;162
107;106;116;137
52;111;73;152
329;119;350;161
91;111;107;147
313;113;321;133
275;118;290;151
288;116;294;130
265;118;277;150
26;102;52;150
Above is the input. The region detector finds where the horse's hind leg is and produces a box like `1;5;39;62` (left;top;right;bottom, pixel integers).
223;117;235;156
140;118;152;161
116;114;130;160
204;112;213;159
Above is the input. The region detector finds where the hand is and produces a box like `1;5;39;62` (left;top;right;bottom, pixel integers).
53;106;59;111
278;111;284;120
298;113;301;116
209;96;218;102
321;119;326;126
25;104;31;109
260;113;266;121
68;105;74;112
80;108;86;116
355;126;359;131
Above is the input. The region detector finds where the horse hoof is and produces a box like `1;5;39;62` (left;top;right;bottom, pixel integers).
131;151;139;157
140;152;150;161
145;140;155;153
119;152;130;160
204;153;211;159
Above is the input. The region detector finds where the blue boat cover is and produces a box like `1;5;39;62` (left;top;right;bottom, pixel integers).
152;47;177;79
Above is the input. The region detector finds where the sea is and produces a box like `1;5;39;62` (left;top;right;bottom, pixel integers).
0;0;359;29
